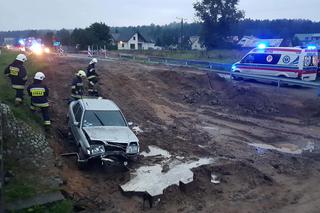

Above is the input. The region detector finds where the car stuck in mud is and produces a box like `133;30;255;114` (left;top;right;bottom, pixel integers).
68;98;140;169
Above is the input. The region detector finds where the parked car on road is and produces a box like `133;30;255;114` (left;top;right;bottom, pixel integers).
68;98;140;169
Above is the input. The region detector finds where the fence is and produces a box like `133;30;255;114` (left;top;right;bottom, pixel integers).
119;53;320;89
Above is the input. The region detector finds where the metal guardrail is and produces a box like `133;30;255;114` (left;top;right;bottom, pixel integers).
119;53;320;89
209;69;320;88
119;54;232;71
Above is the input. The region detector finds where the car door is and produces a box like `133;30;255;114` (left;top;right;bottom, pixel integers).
70;103;83;145
74;105;84;145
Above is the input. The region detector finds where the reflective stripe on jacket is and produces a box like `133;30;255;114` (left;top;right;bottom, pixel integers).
27;80;49;107
4;60;27;87
86;63;97;80
71;76;84;96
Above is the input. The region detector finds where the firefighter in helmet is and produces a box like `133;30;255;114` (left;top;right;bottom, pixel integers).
71;70;86;100
86;58;99;96
27;72;51;127
4;54;28;105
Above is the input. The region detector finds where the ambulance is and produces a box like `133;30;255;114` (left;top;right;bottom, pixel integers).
231;45;318;81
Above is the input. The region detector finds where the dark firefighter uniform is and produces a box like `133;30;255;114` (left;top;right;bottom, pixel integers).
86;63;98;96
27;80;51;126
4;60;27;103
71;76;84;99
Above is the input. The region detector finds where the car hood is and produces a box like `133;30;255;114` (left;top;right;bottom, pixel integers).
83;126;139;144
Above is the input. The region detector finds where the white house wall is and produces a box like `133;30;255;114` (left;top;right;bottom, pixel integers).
191;39;206;51
117;33;156;50
142;43;155;50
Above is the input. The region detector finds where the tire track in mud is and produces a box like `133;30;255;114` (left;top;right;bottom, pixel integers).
200;109;320;142
30;55;320;213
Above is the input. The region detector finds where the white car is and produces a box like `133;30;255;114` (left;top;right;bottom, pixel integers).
68;98;139;169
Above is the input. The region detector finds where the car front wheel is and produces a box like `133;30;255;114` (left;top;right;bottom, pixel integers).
77;147;88;170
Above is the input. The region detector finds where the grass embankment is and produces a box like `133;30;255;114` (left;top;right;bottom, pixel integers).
0;49;48;127
118;49;247;63
0;50;73;212
13;200;73;213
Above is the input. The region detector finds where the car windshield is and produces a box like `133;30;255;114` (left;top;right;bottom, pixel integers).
83;110;126;127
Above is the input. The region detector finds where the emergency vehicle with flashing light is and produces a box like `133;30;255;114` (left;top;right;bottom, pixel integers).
232;45;318;81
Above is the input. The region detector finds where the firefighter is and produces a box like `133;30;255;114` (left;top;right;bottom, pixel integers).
71;70;86;100
27;72;51;127
4;54;28;105
86;58;99;96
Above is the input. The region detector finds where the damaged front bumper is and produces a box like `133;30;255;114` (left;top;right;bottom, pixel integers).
62;150;138;166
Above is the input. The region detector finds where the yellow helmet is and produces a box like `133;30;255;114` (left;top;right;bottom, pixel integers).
77;70;86;78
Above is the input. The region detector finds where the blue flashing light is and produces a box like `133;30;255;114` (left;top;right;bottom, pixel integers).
18;39;25;45
257;43;267;49
307;45;317;50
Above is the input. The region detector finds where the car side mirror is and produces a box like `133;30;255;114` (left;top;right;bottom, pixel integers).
74;121;80;127
128;122;133;126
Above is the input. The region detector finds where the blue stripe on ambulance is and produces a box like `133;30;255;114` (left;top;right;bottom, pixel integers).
237;63;299;70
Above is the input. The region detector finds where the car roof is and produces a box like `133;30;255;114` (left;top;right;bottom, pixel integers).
79;98;120;111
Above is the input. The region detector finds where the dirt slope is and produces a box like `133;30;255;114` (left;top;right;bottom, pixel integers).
37;55;320;213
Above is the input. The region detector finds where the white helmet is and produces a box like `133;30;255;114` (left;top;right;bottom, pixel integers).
34;72;45;80
77;70;86;78
16;54;27;62
90;58;98;64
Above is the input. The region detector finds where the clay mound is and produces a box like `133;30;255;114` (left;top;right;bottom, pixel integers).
224;86;280;115
154;70;320;118
209;162;274;189
155;70;280;116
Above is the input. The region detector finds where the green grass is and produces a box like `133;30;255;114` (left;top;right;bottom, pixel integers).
117;49;248;63
4;152;59;203
5;181;37;203
0;49;49;128
12;200;73;213
3;136;45;203
0;50;73;210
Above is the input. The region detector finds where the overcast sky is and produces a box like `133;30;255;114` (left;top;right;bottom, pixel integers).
0;0;319;31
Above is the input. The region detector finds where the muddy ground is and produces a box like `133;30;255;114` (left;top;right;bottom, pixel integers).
39;55;320;213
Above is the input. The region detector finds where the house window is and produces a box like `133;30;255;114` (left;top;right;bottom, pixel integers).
130;44;135;49
122;43;125;48
133;36;136;40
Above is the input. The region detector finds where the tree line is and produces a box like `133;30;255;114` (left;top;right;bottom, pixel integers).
1;0;320;50
1;19;320;50
111;19;320;49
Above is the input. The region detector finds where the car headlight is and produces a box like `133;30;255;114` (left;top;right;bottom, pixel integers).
90;145;105;155
126;143;139;154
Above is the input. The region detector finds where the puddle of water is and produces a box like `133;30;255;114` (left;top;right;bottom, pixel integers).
121;158;215;197
198;145;207;149
218;74;231;79
203;126;219;131
175;156;185;160
141;146;171;158
249;141;315;155
304;142;315;152
211;174;220;184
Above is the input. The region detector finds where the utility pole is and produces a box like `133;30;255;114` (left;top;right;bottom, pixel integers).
176;17;187;50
